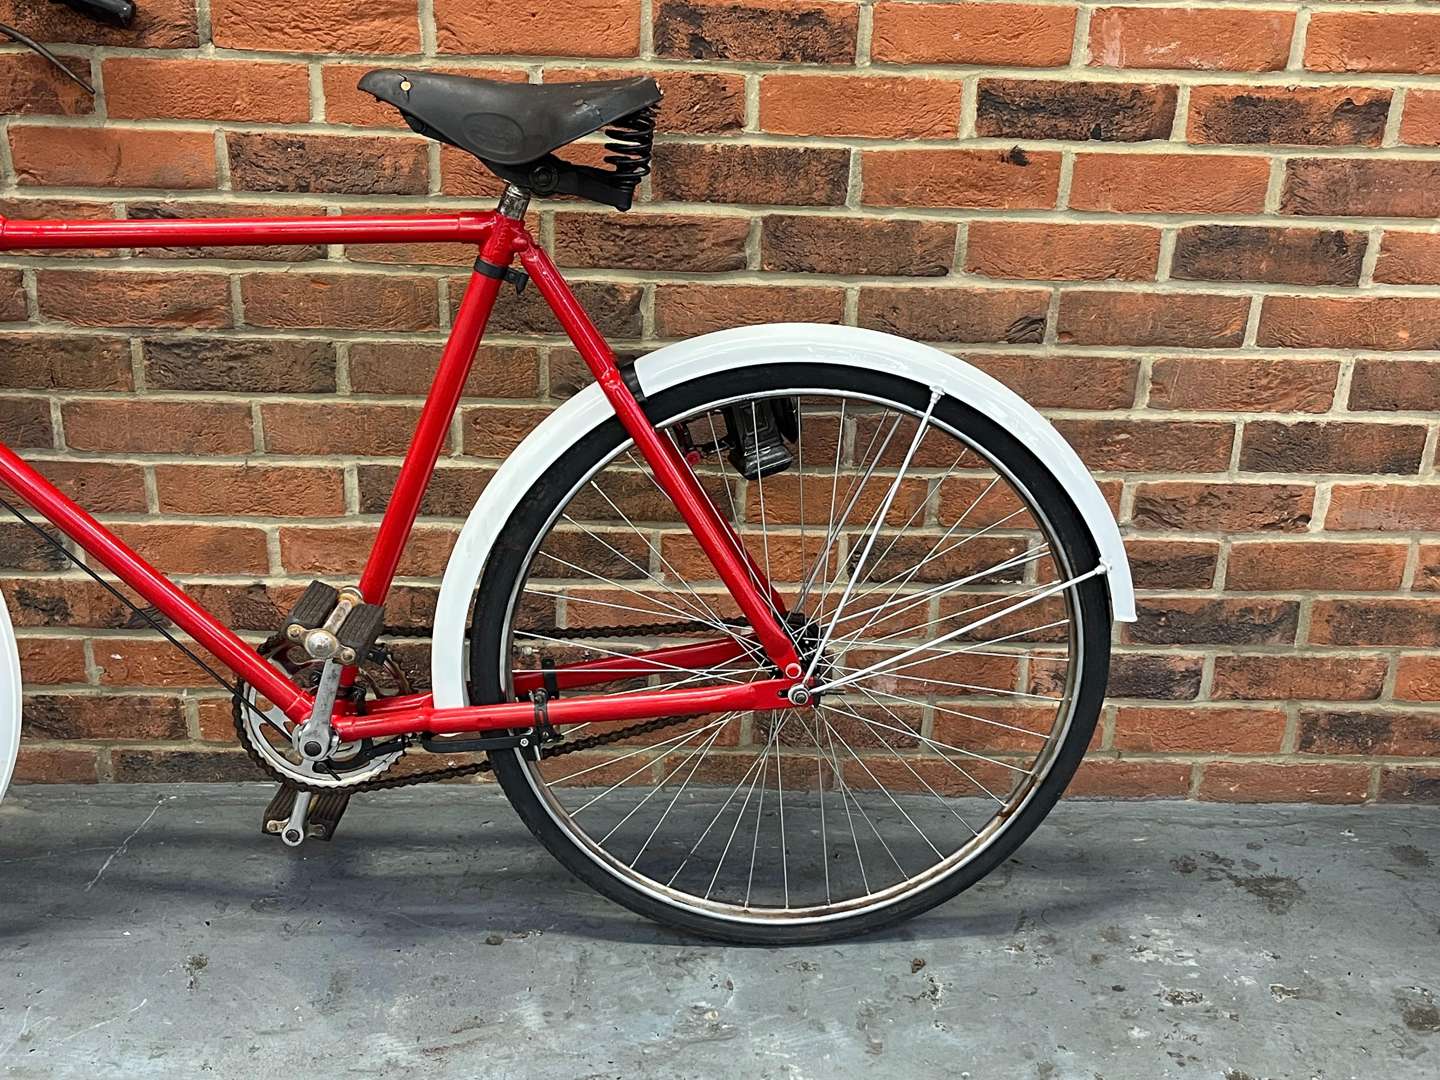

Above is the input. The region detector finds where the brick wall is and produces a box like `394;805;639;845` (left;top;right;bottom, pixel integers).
1;0;1437;801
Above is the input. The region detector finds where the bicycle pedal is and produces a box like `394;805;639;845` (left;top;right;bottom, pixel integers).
282;580;386;664
262;784;352;844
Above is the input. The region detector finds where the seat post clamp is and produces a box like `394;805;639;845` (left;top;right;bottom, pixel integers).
474;257;528;295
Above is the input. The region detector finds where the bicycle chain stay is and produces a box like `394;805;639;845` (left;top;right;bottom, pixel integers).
232;618;746;794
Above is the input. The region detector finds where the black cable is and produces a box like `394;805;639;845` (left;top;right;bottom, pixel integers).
0;23;95;95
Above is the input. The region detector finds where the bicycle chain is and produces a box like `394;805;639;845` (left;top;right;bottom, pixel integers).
233;619;742;794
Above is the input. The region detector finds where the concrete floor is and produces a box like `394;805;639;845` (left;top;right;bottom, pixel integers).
0;785;1435;1079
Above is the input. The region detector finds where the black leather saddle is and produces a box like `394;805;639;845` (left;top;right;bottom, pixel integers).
359;70;661;211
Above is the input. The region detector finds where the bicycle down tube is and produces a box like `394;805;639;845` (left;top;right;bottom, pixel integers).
0;203;801;739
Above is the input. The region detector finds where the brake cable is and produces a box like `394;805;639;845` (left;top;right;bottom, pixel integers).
0;23;95;95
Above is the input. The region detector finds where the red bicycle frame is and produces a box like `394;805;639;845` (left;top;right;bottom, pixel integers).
0;202;802;742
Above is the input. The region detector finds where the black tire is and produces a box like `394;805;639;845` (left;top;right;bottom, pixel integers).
470;362;1112;944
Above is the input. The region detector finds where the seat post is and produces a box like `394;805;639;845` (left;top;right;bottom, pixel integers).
497;184;531;220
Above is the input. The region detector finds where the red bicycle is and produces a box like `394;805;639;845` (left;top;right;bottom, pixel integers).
0;17;1134;943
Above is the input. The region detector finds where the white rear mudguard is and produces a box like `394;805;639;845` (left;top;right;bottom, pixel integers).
431;324;1135;708
0;587;20;800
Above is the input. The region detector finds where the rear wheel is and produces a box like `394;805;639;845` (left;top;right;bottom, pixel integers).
470;363;1111;943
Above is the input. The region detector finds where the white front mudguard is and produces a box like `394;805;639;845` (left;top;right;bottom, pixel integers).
431;324;1135;708
0;587;20;800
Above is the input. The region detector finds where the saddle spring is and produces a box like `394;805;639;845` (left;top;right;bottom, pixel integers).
602;104;659;195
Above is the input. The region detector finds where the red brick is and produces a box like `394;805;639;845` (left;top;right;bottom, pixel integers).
1396;656;1440;702
278;525;457;577
1115;706;1286;753
966;221;1159;281
1327;484;1440;531
0;51;93;116
1419;545;1440;593
1055;419;1234;472
1126;538;1219;589
37;270;229;329
108;523;269;575
481;280;642;338
654;0;855;62
553;212;748;272
1240;421;1426;475
1227;540;1408;591
93;639;221;688
103;58;310;123
0;400;51;449
654;284;843;337
155;465;346;517
11;127;216;189
857;286;1050;344
1349;359;1440;412
436;0;640;57
1299;709;1440;758
1070;153;1270;213
1214;656;1388;703
1084;653;1204;701
12;746;99;784
33;461;147;514
62;399;252;455
15;638;87;685
228;133;428;196
1149;357;1337;414
1378;766;1440;803
1188;85;1389;147
1127;597;1299;646
437;146;506;199
1311;600;1440;647
976;79;1177;141
1089;7;1293;71
241;273;437;332
143;337;337;394
24;694;185;741
1130;482;1313;532
1069;758;1192;798
1305;13;1440;75
1399;90;1440;146
111;749;261;783
1057;291;1248;348
357;462;492;516
652;144;849;206
872;2;1074;67
0;0;198;48
763;216;956;276
760;74;962;139
1373;232;1440;286
865;148;1061;209
1283;159;1440;219
261;402;428;457
211;0;419;52
0;334;132;391
967;355;1138;409
1199;762;1370;804
1259;296;1440;351
1171;226;1364;286
461;406;553;457
349;342;541;398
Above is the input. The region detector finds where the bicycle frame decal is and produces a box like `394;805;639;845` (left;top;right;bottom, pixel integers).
0;208;799;737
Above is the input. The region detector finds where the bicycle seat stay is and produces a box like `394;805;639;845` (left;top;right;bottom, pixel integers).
359;70;660;211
